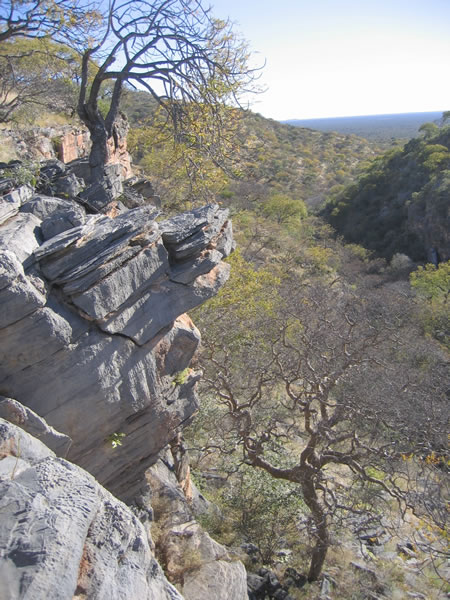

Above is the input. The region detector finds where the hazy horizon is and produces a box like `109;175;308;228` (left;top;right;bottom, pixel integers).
211;0;450;121
282;110;445;122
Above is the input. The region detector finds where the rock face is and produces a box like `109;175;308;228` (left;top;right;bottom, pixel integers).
147;455;248;600
0;176;233;501
0;158;246;599
0;396;72;457
0;124;132;180
0;418;184;600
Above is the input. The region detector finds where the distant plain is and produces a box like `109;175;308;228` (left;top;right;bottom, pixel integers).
284;111;444;143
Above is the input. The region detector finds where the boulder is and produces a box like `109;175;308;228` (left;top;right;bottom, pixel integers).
99;262;230;345
38;159;66;182
0;397;71;456
0;250;47;328
20;195;85;221
147;456;249;600
161;204;230;261
79;164;124;211
0;212;42;264
50;172;85;199
21;195;87;240
122;177;160;208
246;569;295;600
0;419;184;600
0;185;34;225
40;207;87;240
183;561;248;600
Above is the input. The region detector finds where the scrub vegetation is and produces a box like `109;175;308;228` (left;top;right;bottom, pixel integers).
0;2;448;595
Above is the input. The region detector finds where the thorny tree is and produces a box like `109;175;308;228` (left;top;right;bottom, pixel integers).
74;0;259;192
194;262;449;582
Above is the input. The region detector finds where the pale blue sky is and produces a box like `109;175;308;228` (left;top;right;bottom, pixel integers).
210;0;450;119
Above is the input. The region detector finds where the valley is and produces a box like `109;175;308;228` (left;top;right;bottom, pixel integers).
0;7;448;597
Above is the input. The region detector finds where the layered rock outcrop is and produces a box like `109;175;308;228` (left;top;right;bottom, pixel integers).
0;121;132;180
0;174;232;501
0;156;249;599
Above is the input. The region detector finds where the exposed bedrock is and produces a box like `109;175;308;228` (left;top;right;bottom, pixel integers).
0;190;233;501
147;455;248;600
0;419;184;600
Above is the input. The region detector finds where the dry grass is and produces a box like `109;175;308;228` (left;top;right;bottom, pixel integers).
33;112;72;127
0;136;18;162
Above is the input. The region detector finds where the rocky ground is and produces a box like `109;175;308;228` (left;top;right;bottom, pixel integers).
0;153;249;599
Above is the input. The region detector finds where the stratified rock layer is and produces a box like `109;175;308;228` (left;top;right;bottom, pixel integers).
0;187;232;501
0;419;184;600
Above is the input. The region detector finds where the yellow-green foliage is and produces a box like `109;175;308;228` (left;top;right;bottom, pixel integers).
410;261;450;301
128;104;239;210
419;144;450;170
172;368;190;386
0;37;82;124
305;245;338;272
261;194;307;224
410;261;449;347
194;249;281;346
106;432;126;449
195;465;305;565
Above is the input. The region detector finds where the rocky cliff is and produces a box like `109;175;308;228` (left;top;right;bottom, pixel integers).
0;158;247;599
0;118;132;180
0;417;184;600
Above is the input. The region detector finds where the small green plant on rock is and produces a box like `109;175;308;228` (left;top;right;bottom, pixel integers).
106;432;126;448
172;368;190;386
3;161;40;187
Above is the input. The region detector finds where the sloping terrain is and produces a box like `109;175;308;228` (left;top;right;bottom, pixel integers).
323;126;450;261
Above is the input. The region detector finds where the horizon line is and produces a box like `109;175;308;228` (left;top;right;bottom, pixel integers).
280;109;447;122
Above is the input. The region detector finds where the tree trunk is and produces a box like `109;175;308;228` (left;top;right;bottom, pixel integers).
88;121;109;185
302;477;329;582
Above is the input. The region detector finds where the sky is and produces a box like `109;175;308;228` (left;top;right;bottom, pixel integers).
209;0;450;120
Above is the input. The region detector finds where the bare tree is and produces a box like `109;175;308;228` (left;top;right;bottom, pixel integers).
0;0;97;43
74;0;259;193
0;1;259;199
195;274;449;582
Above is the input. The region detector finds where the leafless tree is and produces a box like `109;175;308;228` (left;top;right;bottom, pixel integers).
1;1;259;197
0;0;96;43
197;278;449;581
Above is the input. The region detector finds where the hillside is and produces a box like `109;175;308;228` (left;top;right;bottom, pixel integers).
229;113;380;210
1;3;449;598
322;125;450;262
0;74;448;600
125;100;381;212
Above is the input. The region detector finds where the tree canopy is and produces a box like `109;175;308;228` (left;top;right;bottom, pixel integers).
73;0;260;186
0;0;100;44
